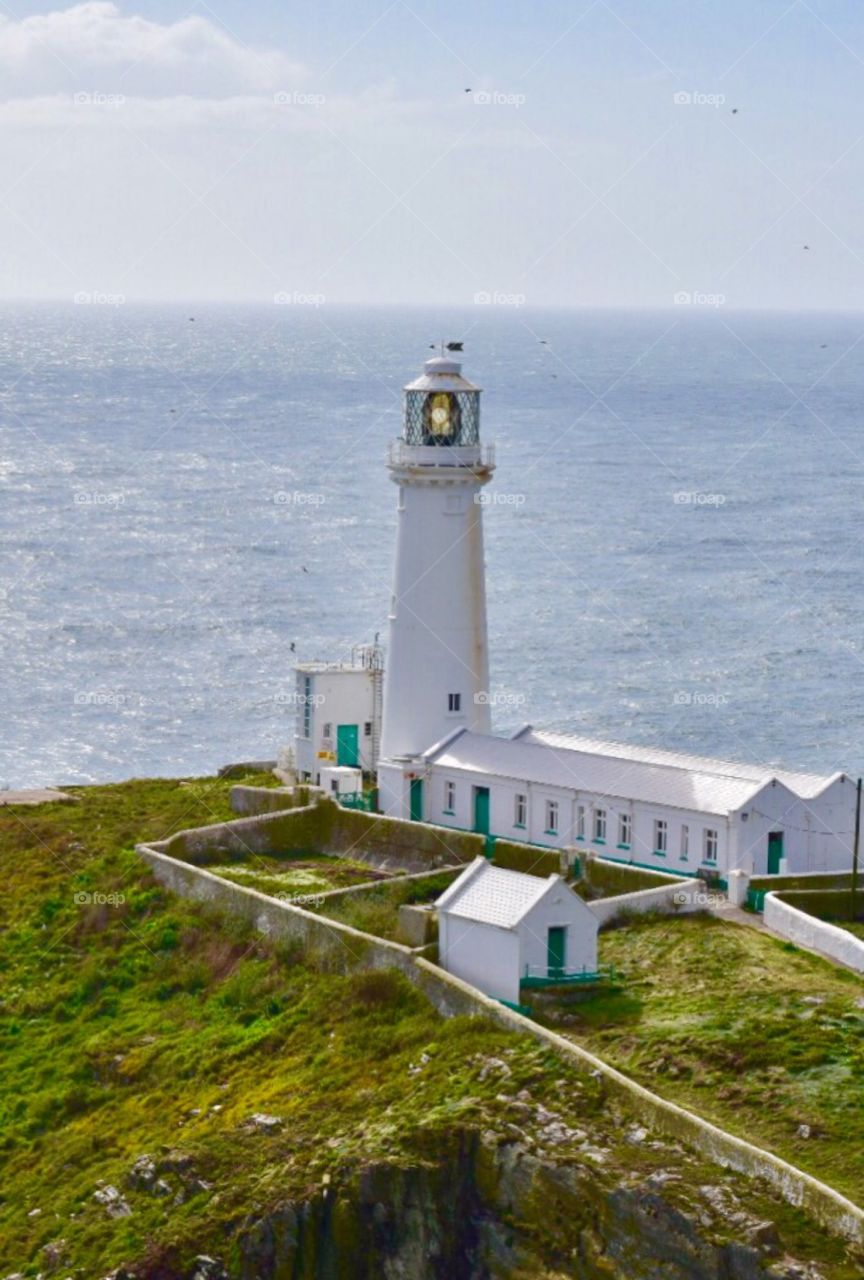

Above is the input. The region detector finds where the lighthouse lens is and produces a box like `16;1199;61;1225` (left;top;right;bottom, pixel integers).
428;393;454;438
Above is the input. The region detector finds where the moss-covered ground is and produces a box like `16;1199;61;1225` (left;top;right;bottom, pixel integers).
540;914;864;1206
308;869;460;942
1;781;862;1277
209;853;394;899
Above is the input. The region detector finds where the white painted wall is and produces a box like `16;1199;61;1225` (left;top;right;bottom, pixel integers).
764;892;864;973
294;667;378;782
380;458;493;763
439;914;522;1003
588;878;709;927
519;883;599;979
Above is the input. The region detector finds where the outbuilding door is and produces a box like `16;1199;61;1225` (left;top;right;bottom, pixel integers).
473;786;490;835
547;926;566;977
409;778;424;822
336;724;359;767
767;831;784;875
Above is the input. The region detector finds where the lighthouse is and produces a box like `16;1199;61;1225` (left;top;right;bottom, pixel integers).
377;354;496;819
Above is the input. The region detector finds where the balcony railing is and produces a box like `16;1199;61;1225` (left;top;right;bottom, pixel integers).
387;440;495;470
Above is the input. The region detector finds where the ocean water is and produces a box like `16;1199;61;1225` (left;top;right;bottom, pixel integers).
2;303;863;789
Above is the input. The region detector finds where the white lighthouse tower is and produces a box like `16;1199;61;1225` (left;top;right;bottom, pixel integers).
377;353;495;819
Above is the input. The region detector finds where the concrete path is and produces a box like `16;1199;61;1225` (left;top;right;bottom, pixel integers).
0;788;76;806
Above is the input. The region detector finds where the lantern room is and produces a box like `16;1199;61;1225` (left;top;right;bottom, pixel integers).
403;356;481;447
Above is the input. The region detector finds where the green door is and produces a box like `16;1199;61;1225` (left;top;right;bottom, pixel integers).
547;926;566;977
473;786;490;835
767;832;784;875
409;778;424;823
336;724;359;767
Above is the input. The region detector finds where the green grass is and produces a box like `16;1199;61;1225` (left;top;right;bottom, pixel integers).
1;781;862;1277
210;853;393;899
542;914;864;1205
309;870;460;942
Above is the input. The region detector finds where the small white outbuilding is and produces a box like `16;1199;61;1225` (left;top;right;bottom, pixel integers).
435;857;599;1005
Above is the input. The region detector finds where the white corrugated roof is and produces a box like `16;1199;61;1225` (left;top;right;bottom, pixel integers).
521;728;840;801
436;857;557;928
423;729;836;816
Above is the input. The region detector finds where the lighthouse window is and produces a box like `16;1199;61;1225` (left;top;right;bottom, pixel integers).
514;793;527;828
545;800;559;835
303;677;312;738
322;723;332;739
364;721;372;737
448;693;461;713
444;781;455;813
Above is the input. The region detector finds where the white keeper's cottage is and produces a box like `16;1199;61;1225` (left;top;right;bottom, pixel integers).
436;857;599;1005
290;351;859;883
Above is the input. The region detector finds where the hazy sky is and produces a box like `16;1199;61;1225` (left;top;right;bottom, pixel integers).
1;0;863;306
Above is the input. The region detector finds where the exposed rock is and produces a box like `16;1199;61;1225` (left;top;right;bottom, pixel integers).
126;1155;156;1191
243;1113;283;1135
93;1186;131;1219
796;1124;812;1140
41;1239;66;1271
189;1257;228;1280
745;1220;781;1254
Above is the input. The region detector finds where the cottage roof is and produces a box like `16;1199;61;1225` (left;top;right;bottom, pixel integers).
423;728;841;817
436;857;573;929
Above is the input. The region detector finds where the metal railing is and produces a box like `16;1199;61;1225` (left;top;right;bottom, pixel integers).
387;440;495;470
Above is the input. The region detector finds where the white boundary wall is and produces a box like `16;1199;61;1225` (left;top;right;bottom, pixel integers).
137;840;864;1245
764;892;864;974
589;878;709;928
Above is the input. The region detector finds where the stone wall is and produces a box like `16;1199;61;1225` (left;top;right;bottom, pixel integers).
764;890;864;975
584;855;684;897
136;837;864;1246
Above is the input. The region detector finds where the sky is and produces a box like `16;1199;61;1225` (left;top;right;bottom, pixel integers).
0;0;863;306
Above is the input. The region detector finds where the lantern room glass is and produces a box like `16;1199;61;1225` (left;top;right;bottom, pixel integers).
404;389;480;446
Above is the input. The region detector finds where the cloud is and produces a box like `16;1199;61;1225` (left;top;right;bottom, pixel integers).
0;2;305;98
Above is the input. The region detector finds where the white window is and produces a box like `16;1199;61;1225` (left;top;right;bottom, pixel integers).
448;693;461;713
618;812;631;847
444;780;455;813
593;808;606;842
546;800;559;834
322;722;332;739
576;804;586;839
704;828;718;862
514;793;527;827
680;825;689;860
654;819;668;855
364;721;372;737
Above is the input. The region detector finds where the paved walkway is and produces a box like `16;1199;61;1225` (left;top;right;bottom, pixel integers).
0;789;76;806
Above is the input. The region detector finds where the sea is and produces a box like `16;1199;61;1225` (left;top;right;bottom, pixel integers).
2;303;864;789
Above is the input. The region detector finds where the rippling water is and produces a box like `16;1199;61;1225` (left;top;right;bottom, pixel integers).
2;302;863;787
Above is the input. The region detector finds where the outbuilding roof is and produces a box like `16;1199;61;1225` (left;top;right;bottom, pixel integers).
436;857;568;929
423;727;841;816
